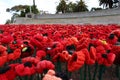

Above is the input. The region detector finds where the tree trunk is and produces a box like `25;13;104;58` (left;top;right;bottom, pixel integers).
108;0;113;8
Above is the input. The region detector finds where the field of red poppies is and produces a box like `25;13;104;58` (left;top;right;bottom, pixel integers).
0;24;120;80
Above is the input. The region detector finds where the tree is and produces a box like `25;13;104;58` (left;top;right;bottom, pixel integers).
56;0;67;13
74;0;88;12
56;0;88;13
99;0;119;8
99;0;113;8
66;2;77;12
6;5;39;17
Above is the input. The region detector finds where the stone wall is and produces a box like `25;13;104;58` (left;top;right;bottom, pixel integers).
15;8;120;24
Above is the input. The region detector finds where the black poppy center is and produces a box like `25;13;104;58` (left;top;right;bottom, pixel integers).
109;34;115;39
106;50;111;53
102;54;108;58
7;49;13;54
66;44;76;54
0;30;3;34
24;62;32;67
43;33;48;36
0;66;11;74
23;41;29;45
52;44;57;49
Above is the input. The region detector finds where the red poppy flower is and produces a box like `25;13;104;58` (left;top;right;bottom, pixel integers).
96;52;116;67
15;62;36;76
90;39;102;47
0;64;18;80
81;48;90;61
81;46;96;65
36;50;46;60
36;60;55;74
76;33;89;40
6;64;19;80
9;39;22;50
1;35;13;44
30;35;43;49
107;34;118;45
111;29;120;38
59;51;71;62
52;31;62;41
7;49;21;61
52;51;71;62
99;40;111;50
89;46;96;60
96;46;106;54
68;51;85;72
0;45;7;52
65;37;78;46
20;42;34;58
46;42;64;57
77;38;90;50
111;45;120;65
0;45;7;67
22;57;39;66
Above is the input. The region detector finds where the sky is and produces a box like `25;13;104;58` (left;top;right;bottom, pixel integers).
0;0;101;24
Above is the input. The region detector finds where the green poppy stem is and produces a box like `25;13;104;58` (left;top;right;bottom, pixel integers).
98;65;106;80
68;72;72;79
116;65;120;80
65;63;72;79
7;45;11;52
41;74;44;80
46;54;51;60
56;60;62;72
118;67;120;80
79;67;83;80
32;46;37;57
17;58;21;63
88;65;91;80
22;76;28;80
84;64;87;80
30;75;34;80
18;76;22;80
92;63;98;80
37;74;40;80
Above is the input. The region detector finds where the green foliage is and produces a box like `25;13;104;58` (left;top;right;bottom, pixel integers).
6;5;28;12
56;0;88;13
66;2;77;12
74;0;88;12
99;0;119;8
7;5;39;17
56;0;67;13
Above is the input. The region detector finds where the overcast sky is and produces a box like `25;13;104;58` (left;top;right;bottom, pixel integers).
0;0;101;24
